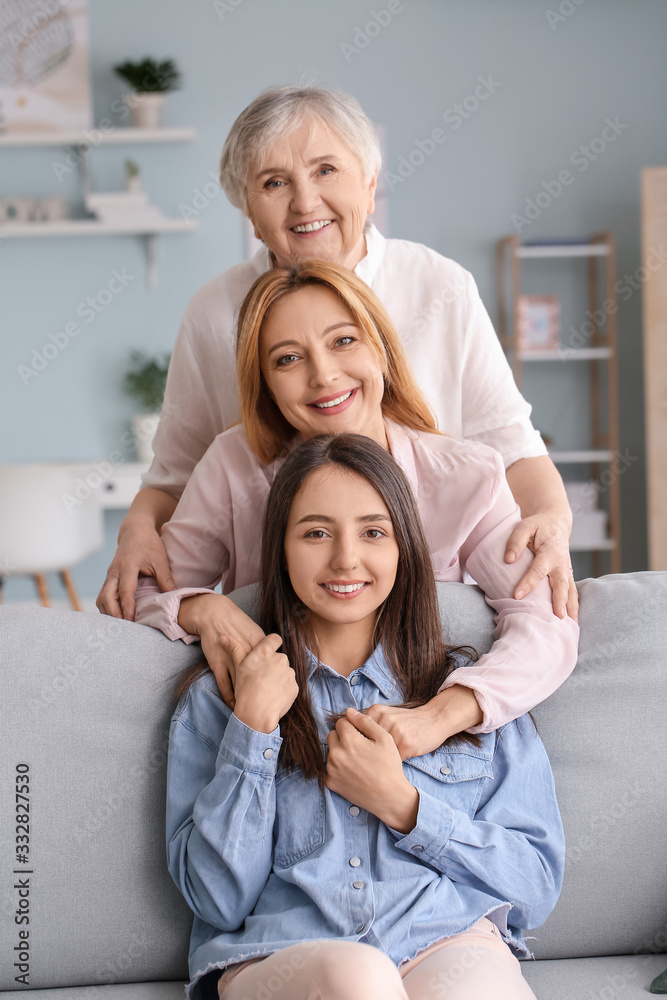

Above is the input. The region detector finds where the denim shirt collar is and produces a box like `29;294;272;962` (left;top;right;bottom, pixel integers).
306;643;399;700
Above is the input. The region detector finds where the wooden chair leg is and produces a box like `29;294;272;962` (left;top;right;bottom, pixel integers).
34;574;50;607
59;569;83;612
0;577;4;604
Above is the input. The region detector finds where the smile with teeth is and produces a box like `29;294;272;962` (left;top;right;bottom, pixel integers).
312;390;353;409
322;582;368;593
292;220;333;233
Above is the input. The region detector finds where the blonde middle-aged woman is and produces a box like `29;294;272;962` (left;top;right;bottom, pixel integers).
133;260;578;757
97;84;577;630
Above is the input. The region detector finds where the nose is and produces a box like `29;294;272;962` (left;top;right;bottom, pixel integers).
307;347;339;389
290;175;319;216
330;531;359;573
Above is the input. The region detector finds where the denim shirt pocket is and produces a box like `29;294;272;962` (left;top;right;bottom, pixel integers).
273;756;327;869
403;747;494;816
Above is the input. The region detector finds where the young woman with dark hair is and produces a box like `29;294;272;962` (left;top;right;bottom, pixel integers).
166;434;564;1000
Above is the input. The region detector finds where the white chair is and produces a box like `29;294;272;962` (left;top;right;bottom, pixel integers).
0;464;104;610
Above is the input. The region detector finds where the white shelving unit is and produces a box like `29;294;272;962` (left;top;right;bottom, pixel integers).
0;126;198;289
497;233;621;574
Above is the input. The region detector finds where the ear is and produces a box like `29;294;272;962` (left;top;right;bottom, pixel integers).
366;167;379;217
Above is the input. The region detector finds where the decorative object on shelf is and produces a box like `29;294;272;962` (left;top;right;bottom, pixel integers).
124;158;141;192
0;196;35;222
0;0;93;133
0;194;68;222
517;295;560;353
85;190;165;227
123;350;170;464
113;57;182;129
497;232;620;574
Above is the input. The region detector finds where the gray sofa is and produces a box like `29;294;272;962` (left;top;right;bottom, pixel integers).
1;572;666;998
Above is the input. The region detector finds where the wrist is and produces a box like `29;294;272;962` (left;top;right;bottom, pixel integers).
233;703;279;735
178;593;227;636
383;782;419;835
431;684;483;738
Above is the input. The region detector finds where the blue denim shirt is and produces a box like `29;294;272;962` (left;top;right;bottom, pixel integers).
166;648;564;999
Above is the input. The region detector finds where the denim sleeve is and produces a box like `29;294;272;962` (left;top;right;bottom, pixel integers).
166;693;282;931
391;719;564;930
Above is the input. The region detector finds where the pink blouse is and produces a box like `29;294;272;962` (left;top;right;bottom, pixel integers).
134;421;578;733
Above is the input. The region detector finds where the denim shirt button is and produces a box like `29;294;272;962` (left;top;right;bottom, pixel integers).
349;856;362;867
356;924;365;934
349;805;360;817
352;880;365;889
350;676;361;686
439;765;451;775
263;749;274;760
413;845;424;851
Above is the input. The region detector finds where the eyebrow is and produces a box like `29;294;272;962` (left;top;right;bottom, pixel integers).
295;513;392;526
267;321;357;357
253;154;342;180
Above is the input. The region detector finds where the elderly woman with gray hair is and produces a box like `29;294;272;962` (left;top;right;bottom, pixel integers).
98;84;576;730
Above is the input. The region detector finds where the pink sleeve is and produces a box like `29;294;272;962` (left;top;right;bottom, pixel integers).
439;468;579;733
134;437;234;641
134;577;213;644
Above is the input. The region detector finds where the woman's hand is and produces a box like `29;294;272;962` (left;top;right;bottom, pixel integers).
178;593;267;709
326;708;419;834
504;511;578;621
224;633;298;734
364;685;483;759
96;517;177;621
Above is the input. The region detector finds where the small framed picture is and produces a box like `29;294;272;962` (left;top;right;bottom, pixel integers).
517;295;560;353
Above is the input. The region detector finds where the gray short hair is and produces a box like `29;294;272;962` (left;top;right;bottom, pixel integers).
219;84;382;214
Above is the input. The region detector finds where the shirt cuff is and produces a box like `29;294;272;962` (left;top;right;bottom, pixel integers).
217;712;283;775
389;789;455;867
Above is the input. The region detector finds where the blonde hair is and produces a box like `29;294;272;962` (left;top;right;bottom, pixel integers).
219;84;381;214
236;260;438;464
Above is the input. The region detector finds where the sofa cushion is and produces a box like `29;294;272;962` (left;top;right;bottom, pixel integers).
0;573;666;993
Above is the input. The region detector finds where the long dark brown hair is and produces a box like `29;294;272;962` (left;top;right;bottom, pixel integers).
258;434;477;784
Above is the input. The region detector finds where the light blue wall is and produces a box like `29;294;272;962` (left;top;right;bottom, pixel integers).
2;0;664;600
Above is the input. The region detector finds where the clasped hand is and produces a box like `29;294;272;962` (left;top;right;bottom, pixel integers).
325;708;419;835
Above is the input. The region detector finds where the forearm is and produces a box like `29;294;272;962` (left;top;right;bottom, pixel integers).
167;714;279;929
505;455;572;527
119;486;179;539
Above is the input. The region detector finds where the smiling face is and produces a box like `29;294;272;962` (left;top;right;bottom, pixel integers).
284;464;399;655
259;283;387;447
245;118;377;269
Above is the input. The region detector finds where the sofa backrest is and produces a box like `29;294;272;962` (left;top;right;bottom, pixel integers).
0;572;665;991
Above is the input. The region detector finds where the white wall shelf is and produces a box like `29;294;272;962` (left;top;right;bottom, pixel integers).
570;540;616;552
549;450;614;464
0;219;197;237
0;125;198;288
517;244;611;259
519;347;612;362
0;127;196;147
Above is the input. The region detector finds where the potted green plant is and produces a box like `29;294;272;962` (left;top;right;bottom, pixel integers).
123;350;170;464
113;57;182;128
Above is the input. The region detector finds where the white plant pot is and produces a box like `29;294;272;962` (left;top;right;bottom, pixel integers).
126;92;166;128
131;413;161;465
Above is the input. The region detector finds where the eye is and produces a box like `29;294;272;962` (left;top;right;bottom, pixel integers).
275;352;299;367
318;164;335;177
264;178;285;190
304;529;329;539
364;528;385;539
334;335;356;348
